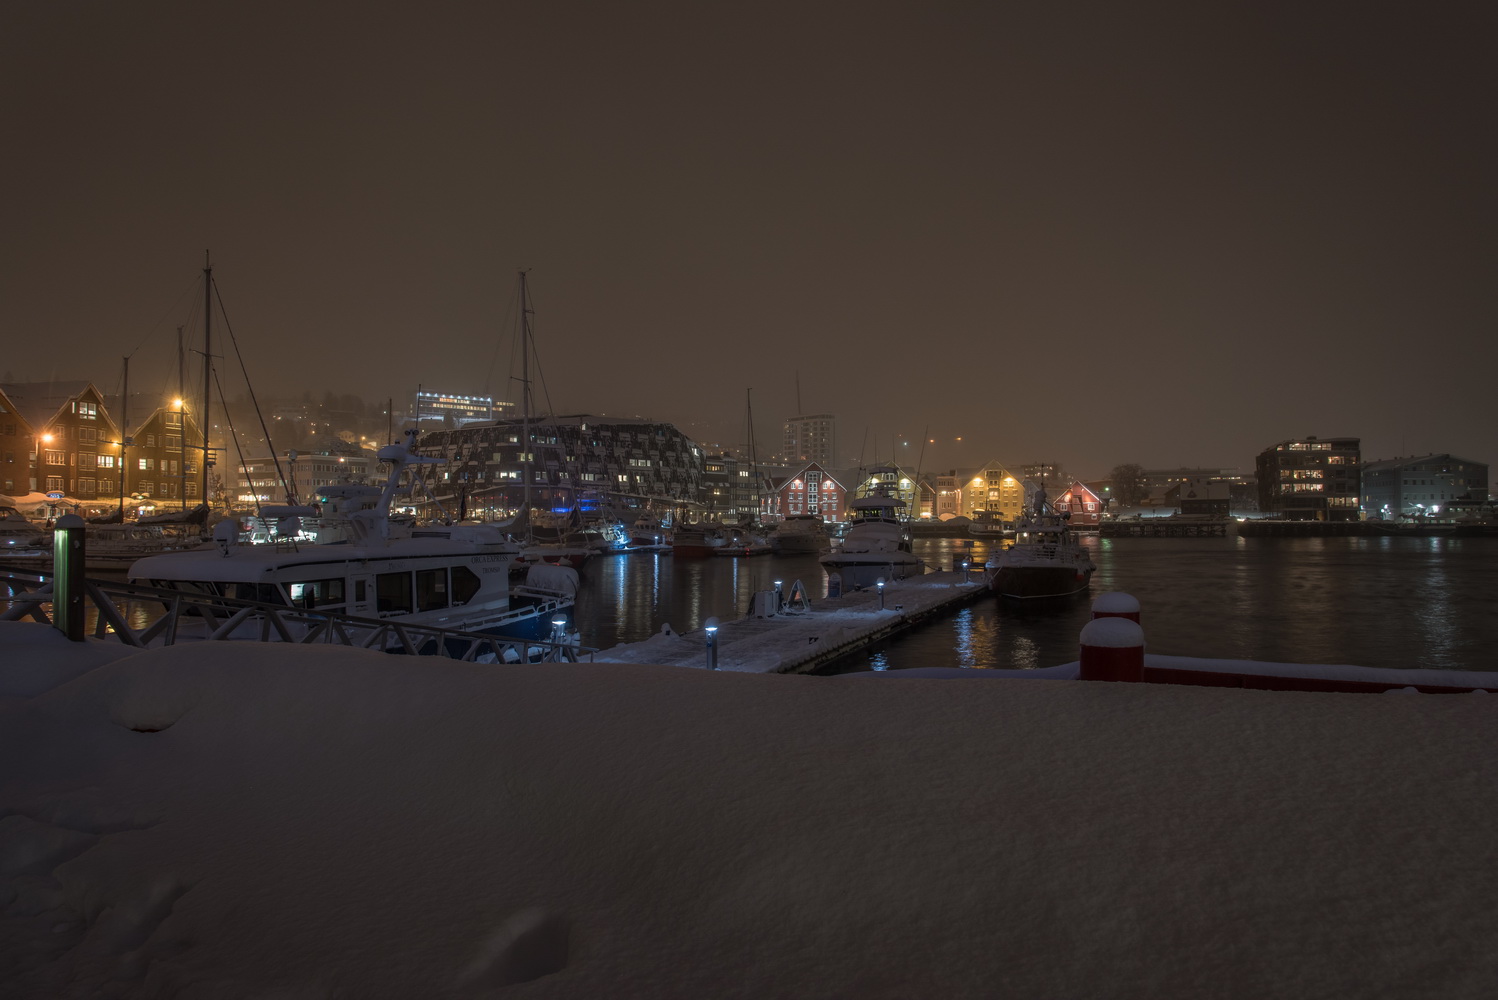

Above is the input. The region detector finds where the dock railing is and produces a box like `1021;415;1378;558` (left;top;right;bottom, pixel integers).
0;569;594;663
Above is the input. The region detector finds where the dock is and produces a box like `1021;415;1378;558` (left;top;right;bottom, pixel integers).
1100;517;1231;538
594;570;990;675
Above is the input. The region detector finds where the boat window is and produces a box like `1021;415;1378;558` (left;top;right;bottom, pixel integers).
287;578;345;609
415;568;448;613
377;572;412;615
354;579;368;604
450;566;481;607
230;582;286;605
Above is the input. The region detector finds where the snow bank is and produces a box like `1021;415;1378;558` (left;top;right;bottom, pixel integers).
4;627;1497;998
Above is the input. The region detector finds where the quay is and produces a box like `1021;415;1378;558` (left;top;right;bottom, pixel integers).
595;569;989;675
1100;517;1230;538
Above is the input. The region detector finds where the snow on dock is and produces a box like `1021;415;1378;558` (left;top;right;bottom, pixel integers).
595;570;988;674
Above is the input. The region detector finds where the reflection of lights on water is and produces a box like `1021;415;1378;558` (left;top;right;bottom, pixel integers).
870;651;890;671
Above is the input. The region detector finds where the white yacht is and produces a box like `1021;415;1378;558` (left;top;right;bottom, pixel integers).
818;495;923;590
129;432;578;643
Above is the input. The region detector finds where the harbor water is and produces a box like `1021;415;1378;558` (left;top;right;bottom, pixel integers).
574;535;1498;674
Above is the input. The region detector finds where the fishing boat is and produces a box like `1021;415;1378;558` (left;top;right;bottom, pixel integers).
769;513;829;554
985;483;1096;600
818;493;923;590
714;521;773;557
128;431;578;643
671;519;727;558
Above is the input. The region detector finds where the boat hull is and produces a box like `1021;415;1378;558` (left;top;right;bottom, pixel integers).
820;554;923;591
990;565;1092;600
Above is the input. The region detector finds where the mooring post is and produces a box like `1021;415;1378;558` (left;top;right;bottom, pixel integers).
1091;591;1141;623
1079;616;1145;682
52;513;86;642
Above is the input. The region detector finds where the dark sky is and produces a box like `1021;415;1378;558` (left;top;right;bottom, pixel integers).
5;2;1495;478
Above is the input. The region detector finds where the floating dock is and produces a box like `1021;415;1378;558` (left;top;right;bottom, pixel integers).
594;570;990;675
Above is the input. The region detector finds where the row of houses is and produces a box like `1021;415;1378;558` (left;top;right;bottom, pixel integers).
0;381;209;511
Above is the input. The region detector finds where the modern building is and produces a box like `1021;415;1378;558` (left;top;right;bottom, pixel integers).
414;415;705;517
232;449;376;507
414;391;508;428
783;413;836;467
1360;454;1489;517
1254;436;1361;520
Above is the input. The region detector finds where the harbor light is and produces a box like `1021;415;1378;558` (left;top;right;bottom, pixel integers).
774;579;783;612
877;578;886;610
962;560;969;584
704;617;720;670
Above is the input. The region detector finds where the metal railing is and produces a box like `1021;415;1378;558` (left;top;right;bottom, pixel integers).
0;569;595;663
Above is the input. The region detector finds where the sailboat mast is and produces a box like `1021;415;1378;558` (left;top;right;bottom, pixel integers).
519;269;532;513
201;251;212;508
118;356;129;514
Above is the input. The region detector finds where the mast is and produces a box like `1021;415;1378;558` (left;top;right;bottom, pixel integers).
118;356;129;515
746;388;761;521
201;251;212;508
518;269;533;514
177;326;186;509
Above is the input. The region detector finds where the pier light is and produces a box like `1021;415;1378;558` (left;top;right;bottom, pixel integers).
877;577;886;610
704;617;720;670
962;560;969;584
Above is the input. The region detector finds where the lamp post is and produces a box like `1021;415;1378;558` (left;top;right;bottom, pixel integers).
773;579;783;614
962;560;969;584
704;616;719;670
877;577;886;610
549;616;569;660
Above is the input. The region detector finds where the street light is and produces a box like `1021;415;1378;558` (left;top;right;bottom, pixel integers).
174;397;186;509
704;616;719;670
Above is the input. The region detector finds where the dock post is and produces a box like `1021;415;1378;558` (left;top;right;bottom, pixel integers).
52;513;86;642
1091;592;1141;623
1079;617;1144;682
877;578;886;610
704;617;719;670
774;579;783;614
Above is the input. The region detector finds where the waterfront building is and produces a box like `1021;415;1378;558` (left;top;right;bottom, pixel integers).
125;403;208;508
932;471;965;519
766;463;848;520
1360;454;1489;517
1176;477;1231;517
232;449;376;507
1055;481;1106;527
1020;462;1067;489
0;381;121;504
414;390;509;428
414;415;704;516
703;452;769;521
1254;436;1361;521
0;386;34;495
849;464;920;513
783;413;836;467
961;462;1026;521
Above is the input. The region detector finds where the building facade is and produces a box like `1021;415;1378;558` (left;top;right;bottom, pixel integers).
1360;454;1489;517
766;462;848;520
782;413;836;467
1054;481;1106;527
0;381;122;505
1254;436;1361;520
414;415;705;517
962;462;1026;520
125;405;207;507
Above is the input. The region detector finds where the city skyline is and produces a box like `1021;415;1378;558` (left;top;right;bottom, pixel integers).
5;3;1494;480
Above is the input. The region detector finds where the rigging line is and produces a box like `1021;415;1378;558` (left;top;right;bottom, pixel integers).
211;278;293;503
523;279;556;419
482;278;521;402
123;275;201;359
209;363;262;524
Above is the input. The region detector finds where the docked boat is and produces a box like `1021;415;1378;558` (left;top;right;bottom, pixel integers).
769;513;829;554
672;520;727;558
967;509;1014;540
985;485;1096;600
0;504;49;565
128;432;578;644
818;494;923;590
714;522;773;557
625;512;672;551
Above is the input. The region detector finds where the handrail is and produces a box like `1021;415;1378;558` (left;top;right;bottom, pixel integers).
0;569;594;663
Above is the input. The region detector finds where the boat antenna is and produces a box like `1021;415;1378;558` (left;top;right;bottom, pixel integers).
201;251;212;508
118;355;129;517
794;370;802;415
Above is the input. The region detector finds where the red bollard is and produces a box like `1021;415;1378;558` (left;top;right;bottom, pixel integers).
1080;617;1144;682
1091;591;1141;623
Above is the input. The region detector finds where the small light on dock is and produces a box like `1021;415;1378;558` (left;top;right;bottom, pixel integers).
704;617;720;670
877;578;886;610
961;560;969;584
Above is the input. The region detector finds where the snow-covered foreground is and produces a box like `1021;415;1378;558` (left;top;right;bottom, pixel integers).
4;621;1496;998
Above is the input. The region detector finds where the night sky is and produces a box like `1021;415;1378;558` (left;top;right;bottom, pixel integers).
5;2;1495;478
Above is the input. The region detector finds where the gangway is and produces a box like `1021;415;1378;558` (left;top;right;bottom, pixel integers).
0;570;595;663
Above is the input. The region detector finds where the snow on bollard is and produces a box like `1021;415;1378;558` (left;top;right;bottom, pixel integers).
1091;591;1141;623
1079;616;1144;682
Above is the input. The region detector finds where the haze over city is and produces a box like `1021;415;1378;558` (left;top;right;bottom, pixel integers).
4;2;1494;478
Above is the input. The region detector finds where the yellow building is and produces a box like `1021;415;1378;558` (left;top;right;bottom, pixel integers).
964;462;1026;520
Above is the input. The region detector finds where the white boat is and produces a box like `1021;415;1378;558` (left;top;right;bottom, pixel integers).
624;512;671;551
985;484;1096;600
967;509;1014;540
0;504;48;564
818;494;923;590
128;432;578;644
769;513;828;554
